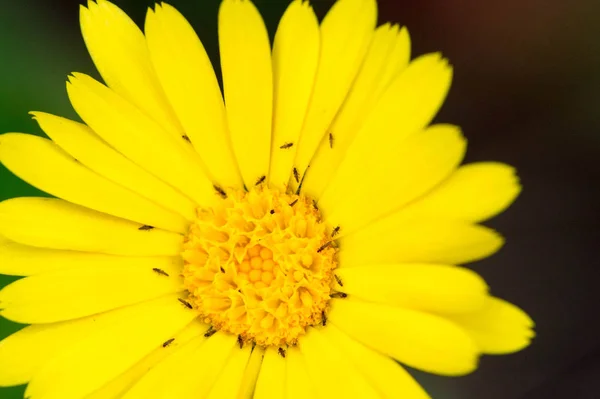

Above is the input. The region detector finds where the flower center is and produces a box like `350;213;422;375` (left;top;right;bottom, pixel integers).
181;186;338;347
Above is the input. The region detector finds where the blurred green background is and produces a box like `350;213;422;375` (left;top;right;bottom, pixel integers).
1;0;600;398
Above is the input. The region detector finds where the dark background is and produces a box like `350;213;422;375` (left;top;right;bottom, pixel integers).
1;0;599;398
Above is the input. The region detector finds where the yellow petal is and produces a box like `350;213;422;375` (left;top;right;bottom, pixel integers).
299;327;381;397
292;0;377;187
339;220;503;267
0;197;182;256
303;24;411;199
32;112;196;221
0;235;155;276
320;124;465;235
207;346;252;399
122;334;206;399
397;162;522;223
268;0;319;190
86;320;206;399
285;347;317;399
167;332;237;399
254;347;285;399
0;133;188;233
67;73;215;206
80;0;183;139
337;264;488;314
25;294;197;399
145;3;242;188
446;297;535;355
0;303;159;387
322;324;430;399
219;0;272;188
237;346;265;399
328;298;479;376
0;258;183;324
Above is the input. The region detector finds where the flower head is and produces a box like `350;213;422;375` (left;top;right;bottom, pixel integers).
0;0;534;397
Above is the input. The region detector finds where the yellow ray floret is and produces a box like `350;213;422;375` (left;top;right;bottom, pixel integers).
447;297;535;355
24;295;197;399
0;235;176;277
322;324;431;398
269;0;320;190
80;0;183;139
328;298;479;376
66;73;215;206
0;305;151;387
302;23;411;199
159;332;237;398
321;123;465;234
254;347;286;399
206;345;252;398
285;347;316;399
336;263;489;314
86;319;207;399
0;133;188;233
339;219;503;266
397;162;522;223
237;345;265;399
121;334;206;399
292;0;377;186
219;0;273;188
300;327;381;397
32;111;197;221
0;197;183;256
145;3;242;188
0;259;184;324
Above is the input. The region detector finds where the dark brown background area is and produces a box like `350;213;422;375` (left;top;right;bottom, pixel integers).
1;0;599;398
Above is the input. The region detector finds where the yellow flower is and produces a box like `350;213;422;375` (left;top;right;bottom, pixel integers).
0;0;534;397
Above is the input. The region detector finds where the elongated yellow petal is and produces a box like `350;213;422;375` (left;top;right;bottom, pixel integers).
446;297;535;355
32;112;196;221
397;162;522;223
322;324;430;399
237;347;265;399
219;0;272;188
80;0;183;139
0;259;184;324
0;198;182;256
0;235;154;276
268;0;319;190
292;0;377;187
122;335;206;399
207;346;252;399
300;328;380;397
303;24;411;199
337;264;488;314
321;124;466;234
285;347;317;399
254;347;285;399
67;73;215;206
340;220;503;267
25;294;197;399
314;52;452;202
0;304;153;387
145;4;242;188
87;320;207;399
168;332;237;398
0;133;187;233
328;298;479;376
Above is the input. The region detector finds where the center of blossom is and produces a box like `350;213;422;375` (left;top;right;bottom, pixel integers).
181;186;338;347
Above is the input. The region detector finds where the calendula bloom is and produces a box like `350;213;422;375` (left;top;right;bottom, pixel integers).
0;0;534;397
